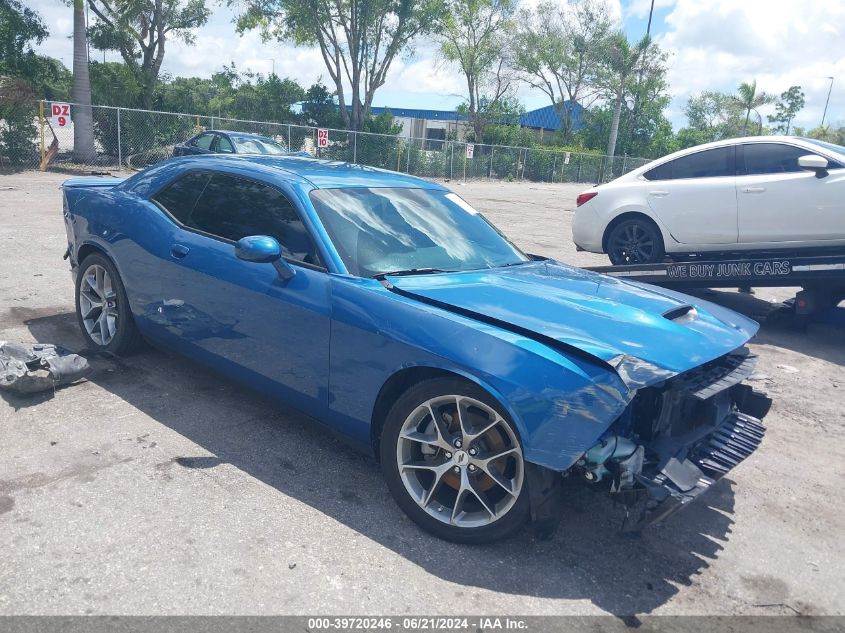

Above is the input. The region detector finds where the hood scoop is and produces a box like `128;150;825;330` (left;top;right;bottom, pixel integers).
663;304;699;324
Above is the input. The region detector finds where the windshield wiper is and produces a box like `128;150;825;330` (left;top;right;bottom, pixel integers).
496;260;532;268
373;267;450;280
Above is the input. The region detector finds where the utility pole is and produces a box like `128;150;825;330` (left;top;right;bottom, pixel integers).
821;76;834;127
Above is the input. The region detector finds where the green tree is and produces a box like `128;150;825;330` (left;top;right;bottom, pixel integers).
733;79;774;136
90;61;143;106
805;124;845;145
73;0;97;162
768;85;805;135
440;0;516;142
234;0;446;131
301;82;344;129
86;0;210;108
512;0;614;143
0;0;47;77
598;33;656;163
456;94;523;142
683;91;744;142
0;0;55;166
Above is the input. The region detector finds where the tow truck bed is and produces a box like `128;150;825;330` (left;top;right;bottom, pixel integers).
586;253;845;289
585;253;845;319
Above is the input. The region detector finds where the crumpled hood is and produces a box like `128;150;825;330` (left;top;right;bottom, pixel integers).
387;260;758;386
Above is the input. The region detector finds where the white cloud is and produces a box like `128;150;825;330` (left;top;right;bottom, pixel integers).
624;0;676;20
657;0;845;129
24;0;845;130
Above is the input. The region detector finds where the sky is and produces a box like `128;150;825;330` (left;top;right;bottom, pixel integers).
29;0;845;131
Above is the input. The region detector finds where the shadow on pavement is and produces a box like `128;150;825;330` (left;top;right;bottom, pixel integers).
13;308;737;617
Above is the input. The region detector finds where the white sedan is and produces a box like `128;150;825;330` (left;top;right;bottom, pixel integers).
573;136;845;265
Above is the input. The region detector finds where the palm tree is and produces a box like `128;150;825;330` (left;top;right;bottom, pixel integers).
72;0;96;163
734;80;774;136
603;33;650;174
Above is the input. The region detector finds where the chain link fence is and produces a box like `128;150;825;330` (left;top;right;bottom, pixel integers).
0;101;650;183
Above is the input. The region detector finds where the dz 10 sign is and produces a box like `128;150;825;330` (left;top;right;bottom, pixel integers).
50;102;71;127
317;129;329;148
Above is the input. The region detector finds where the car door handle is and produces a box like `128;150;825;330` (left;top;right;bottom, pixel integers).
170;244;190;259
741;187;766;193
649;190;669;197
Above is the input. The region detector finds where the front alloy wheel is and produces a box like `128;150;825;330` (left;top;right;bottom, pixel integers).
382;379;529;543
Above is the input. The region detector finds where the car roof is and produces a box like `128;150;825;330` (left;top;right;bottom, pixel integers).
167;154;447;190
622;135;828;179
199;130;277;142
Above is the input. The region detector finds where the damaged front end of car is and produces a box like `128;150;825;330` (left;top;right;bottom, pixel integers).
573;346;770;533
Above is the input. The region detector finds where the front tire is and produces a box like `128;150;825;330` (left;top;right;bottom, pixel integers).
75;252;142;355
380;377;529;543
605;217;665;265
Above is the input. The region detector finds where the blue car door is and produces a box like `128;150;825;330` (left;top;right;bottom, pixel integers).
146;170;331;418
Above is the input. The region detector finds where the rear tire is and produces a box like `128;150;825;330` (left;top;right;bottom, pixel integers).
380;377;529;543
75;252;143;355
605;217;665;265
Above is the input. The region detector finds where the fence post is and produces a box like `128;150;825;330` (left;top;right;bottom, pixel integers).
353;131;357;164
622;153;628;174
38;101;46;170
449;141;454;180
406;139;411;173
287;124;292;151
489;146;494;180
577;155;582;182
552;154;557;183
520;149;526;181
117;107;123;171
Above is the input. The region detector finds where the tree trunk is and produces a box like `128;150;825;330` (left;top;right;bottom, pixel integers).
606;91;623;161
72;0;96;163
742;108;751;136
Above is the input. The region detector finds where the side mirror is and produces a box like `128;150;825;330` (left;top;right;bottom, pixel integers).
798;154;829;178
234;235;296;281
235;235;281;263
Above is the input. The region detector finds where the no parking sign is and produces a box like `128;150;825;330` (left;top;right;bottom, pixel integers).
50;102;71;127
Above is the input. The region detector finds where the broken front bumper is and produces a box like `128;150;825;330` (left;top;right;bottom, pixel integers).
625;407;767;531
577;346;772;534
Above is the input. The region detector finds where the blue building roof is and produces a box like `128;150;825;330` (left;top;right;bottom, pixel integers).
518;102;584;131
367;106;467;121
297;100;583;130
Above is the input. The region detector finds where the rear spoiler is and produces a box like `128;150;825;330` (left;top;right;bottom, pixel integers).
62;176;125;189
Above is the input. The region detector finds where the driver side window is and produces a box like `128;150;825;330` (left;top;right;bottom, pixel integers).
216;135;235;154
192;133;214;150
188;173;323;267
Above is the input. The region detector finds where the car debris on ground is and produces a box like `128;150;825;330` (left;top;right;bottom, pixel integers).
0;342;91;395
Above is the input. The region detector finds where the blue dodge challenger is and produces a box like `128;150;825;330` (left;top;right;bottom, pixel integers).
61;155;769;543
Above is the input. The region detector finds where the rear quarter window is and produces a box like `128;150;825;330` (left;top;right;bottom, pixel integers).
645;146;735;180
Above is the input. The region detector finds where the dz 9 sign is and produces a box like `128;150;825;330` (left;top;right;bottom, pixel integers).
50;102;72;127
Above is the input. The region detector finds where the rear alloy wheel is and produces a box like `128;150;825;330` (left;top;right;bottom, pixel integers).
75;253;142;355
606;218;665;265
381;378;529;543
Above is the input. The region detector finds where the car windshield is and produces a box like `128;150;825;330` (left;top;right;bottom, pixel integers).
799;137;845;159
231;136;287;155
309;187;528;277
